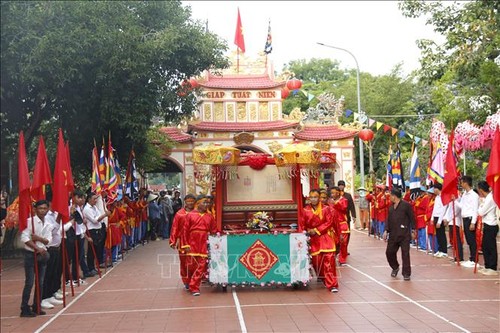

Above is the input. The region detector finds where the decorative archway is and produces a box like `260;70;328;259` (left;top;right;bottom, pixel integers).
146;157;184;193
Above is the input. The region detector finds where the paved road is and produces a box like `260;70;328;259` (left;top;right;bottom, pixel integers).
1;230;499;332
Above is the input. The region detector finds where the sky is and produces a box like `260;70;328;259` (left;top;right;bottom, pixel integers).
183;1;444;76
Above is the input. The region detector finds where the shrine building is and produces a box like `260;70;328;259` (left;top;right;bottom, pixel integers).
158;51;360;199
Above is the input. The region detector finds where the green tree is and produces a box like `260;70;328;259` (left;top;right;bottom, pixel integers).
399;0;499;182
281;58;347;115
399;0;499;122
281;58;419;182
1;1;228;190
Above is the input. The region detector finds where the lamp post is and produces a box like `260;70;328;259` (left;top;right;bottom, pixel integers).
317;42;365;189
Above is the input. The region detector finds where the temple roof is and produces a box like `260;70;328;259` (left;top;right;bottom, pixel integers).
294;124;358;141
198;73;284;90
159;127;192;143
189;120;299;132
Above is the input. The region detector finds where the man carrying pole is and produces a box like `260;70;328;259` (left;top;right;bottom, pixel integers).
20;200;51;317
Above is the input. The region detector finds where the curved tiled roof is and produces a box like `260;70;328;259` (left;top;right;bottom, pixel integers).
189;120;299;132
198;74;285;90
294;124;358;141
159;127;192;143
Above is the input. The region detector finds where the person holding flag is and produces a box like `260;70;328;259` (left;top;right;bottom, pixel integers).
413;186;430;251
374;184;390;239
20;200;51;317
430;183;448;257
458;176;479;267
477;181;499;275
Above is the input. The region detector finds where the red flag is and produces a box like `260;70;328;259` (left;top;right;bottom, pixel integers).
234;8;245;53
52;129;70;221
441;133;459;206
65;141;75;193
486;126;500;207
31;136;52;201
18;131;31;231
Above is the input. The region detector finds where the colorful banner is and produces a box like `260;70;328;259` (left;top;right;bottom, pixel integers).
208;233;310;285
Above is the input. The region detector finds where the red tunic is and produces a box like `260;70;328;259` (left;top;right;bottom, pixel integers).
169;208;189;250
182;210;217;258
106;207;124;248
300;204;335;255
330;197;349;233
375;192;390;222
366;193;375;219
413;194;429;229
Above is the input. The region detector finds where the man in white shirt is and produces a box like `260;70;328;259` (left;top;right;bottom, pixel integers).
20;200;51;317
477;181;499;275
431;183;448;257
71;190;93;280
459;176;479;263
40;204;64;309
83;193;109;274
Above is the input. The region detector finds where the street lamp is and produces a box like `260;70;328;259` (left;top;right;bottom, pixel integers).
317;42;366;189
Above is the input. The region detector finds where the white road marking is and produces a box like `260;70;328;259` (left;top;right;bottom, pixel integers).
33;265;118;333
346;263;472;333
232;289;247;333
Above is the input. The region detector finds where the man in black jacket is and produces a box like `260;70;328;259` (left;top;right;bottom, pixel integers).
383;188;416;281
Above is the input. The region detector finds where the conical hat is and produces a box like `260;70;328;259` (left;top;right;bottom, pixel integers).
147;193;159;202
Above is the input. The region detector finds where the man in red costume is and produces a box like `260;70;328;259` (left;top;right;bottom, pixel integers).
301;189;338;292
169;194;196;290
182;194;218;296
413;187;430;251
425;188;438;254
330;186;349;265
375;185;390;239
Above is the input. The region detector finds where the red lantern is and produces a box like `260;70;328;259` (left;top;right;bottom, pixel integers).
189;78;198;89
358;128;374;142
286;78;302;91
281;88;290;99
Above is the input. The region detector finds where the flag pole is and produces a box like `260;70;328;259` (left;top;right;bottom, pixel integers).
452;201;460;266
473;216;483;273
30;213;42;315
237;48;239;74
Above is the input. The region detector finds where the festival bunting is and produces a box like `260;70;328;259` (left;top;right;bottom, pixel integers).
17;132;31;231
486;126;500;207
441;132;460;206
31;136;52;202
